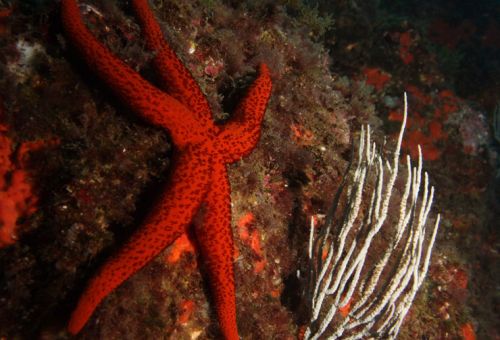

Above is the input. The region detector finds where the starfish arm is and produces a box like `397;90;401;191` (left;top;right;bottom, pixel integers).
67;147;211;335
131;0;215;130
216;63;272;163
194;159;238;340
61;0;199;142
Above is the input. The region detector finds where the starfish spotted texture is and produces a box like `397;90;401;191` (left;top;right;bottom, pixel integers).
61;1;272;339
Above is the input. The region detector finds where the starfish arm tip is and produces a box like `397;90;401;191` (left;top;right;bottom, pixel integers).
258;62;270;75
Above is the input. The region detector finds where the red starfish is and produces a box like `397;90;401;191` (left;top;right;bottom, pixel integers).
61;1;272;339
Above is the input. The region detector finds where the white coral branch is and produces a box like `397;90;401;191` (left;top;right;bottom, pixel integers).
304;93;440;340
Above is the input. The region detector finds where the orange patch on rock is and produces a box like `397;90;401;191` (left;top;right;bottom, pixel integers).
166;234;195;263
363;67;391;91
406;85;432;106
399;31;414;64
388;110;404;123
290;123;315;146
233;244;240;261
422;145;441;161
17;138;60;167
177;299;195;325
339;297;353;317
393;86;461;161
237;212;254;241
270;288;281;298
0;100;58;247
250;229;267;273
437;90;460;118
253;258;267;274
249;229;263;257
297;325;307;340
461;323;476;340
429;121;446;140
321;246;329;261
236;212;266;273
403;129;442;161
